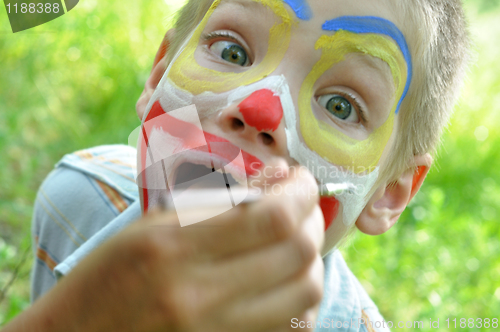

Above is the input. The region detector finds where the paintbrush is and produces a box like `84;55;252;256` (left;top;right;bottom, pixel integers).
162;182;356;211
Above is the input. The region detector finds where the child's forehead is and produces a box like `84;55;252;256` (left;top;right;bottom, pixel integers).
213;0;406;59
212;0;411;113
217;0;399;27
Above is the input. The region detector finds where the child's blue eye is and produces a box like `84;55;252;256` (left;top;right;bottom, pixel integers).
210;41;249;66
318;94;359;122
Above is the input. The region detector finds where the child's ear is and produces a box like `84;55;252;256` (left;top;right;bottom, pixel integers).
136;29;175;121
356;153;433;235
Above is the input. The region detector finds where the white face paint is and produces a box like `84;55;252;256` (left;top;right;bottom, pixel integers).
137;1;384;229
141;56;379;227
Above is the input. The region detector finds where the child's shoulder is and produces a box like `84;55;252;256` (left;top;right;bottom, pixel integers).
31;145;140;300
35;145;139;227
53;144;139;202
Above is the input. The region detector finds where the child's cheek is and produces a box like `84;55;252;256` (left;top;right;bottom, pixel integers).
320;196;340;230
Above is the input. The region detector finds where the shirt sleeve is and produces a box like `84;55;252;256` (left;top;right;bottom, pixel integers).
315;250;391;332
30;145;139;302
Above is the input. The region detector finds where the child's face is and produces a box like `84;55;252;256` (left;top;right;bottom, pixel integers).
139;0;411;252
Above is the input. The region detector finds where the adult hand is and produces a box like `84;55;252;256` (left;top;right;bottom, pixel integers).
3;164;324;332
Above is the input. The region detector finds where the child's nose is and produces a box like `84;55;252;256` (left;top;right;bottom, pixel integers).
238;89;283;133
218;89;287;151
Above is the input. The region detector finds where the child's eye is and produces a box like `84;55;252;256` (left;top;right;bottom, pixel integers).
318;94;359;123
210;41;249;66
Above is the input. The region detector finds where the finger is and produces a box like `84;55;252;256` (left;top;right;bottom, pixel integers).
222;254;324;331
270;308;318;332
248;157;289;189
305;304;321;324
303;204;325;254
142;166;320;260
194;208;322;313
286;305;321;331
180;165;320;260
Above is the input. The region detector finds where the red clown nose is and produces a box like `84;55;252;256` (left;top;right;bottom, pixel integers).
238;89;283;132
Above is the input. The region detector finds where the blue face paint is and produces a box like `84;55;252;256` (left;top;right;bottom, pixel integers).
282;0;312;20
322;16;412;114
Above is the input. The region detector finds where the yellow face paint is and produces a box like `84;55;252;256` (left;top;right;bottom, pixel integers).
298;31;408;173
168;0;294;95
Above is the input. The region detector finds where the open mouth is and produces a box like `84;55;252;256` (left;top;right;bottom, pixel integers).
139;101;265;213
171;161;240;193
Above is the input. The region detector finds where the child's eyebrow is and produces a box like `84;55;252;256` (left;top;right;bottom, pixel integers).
350;53;395;99
322;16;412;115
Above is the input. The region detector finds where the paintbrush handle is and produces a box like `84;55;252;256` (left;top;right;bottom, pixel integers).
164;182;353;211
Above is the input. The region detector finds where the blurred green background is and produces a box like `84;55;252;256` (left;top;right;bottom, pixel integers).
0;0;498;329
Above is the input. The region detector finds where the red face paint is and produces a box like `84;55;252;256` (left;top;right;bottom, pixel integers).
142;101;263;183
238;89;283;132
203;132;263;176
153;38;169;69
145;102;265;176
141;101;265;211
412;165;426;191
320;196;340;230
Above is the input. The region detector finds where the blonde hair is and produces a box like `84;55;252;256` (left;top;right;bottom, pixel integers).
166;0;214;64
379;0;471;185
167;0;471;185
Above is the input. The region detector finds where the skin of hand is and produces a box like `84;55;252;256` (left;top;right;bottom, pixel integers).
3;162;325;332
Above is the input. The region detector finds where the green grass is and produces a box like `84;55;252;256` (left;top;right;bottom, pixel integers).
1;0;499;329
0;0;183;324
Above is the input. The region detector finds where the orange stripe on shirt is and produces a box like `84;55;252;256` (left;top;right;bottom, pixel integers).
96;180;129;213
89;161;136;182
75;150;94;160
36;246;58;271
75;150;136;169
96;157;136;169
361;309;377;332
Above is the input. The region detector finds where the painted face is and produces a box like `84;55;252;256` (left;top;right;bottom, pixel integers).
139;0;412;247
